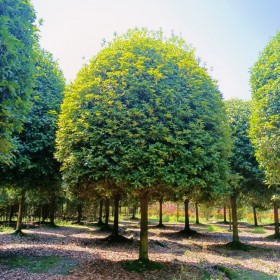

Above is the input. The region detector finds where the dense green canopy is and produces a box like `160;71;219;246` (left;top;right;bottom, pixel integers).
250;31;280;185
0;0;38;163
1;49;65;191
226;99;265;193
56;29;230;192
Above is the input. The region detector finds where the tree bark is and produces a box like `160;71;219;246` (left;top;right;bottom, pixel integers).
195;203;199;224
253;206;258;227
77;203;83;224
105;198;110;227
158;197;164;227
49;196;56;226
112;193;120;236
223;205;227;223
230;195;239;243
132;205;136;219
8;204;13;227
15;192;25;234
229;205;232;231
98;199;104;225
273;202;279;237
184;198;190;231
139;191;149;261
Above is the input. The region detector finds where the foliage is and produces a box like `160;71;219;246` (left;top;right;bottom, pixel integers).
0;0;38;163
225;99;265;197
250;31;280;185
56;28;231;195
0;48;65;193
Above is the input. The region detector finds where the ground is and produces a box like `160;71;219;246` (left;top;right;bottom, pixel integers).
0;221;279;279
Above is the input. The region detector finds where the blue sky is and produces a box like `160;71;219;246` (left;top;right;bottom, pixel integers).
31;0;280;100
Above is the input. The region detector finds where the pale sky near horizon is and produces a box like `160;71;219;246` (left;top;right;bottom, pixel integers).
31;0;280;100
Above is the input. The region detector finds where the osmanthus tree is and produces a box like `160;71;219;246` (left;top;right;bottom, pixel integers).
0;49;65;233
0;0;38;164
225;99;265;245
250;31;280;185
56;28;231;262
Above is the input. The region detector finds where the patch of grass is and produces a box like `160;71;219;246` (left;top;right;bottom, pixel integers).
0;226;14;233
214;265;239;279
123;259;163;273
173;265;211;280
250;227;266;234
0;255;77;275
214;265;277;280
207;225;224;232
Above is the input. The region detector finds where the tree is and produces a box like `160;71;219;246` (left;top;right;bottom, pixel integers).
225;99;265;244
0;0;38;163
250;31;280;185
1;49;65;233
56;28;231;262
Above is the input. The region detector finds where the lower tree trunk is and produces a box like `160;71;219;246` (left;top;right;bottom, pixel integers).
184;198;190;231
273;202;279;237
15;192;25;234
98;199;104;225
253;206;258;226
105;198;110;227
223;205;227;223
132;205;136;219
229;205;232;231
195;203;199;224
139;191;149;261
230;195;239;243
77;203;83;224
8;205;13;227
158;197;164;227
112;193;120;236
49;196;56;226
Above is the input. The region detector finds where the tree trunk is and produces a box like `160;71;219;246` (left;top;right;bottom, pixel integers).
98;199;104;225
158;197;164;227
112;193;120;236
195;203;199;224
230;195;239;243
77;203;83;224
273;202;279;237
15;192;25;234
132;205;136;219
8;204;13;227
253;206;258;227
223;205;227;223
49;196;56;226
229;205;232;231
139;191;149;261
105;198;110;227
184;198;190;231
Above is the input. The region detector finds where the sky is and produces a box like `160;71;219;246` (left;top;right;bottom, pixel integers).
31;0;280;100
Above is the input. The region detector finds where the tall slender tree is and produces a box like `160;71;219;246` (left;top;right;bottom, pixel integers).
1;49;65;233
225;98;265;244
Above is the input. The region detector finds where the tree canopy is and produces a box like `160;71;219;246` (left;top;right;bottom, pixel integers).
1;48;64;195
0;0;38;163
250;30;280;185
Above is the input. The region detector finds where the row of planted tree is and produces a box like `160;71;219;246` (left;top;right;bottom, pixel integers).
1;1;280;263
0;185;279;240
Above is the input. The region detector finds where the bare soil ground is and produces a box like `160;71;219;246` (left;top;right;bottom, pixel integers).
0;221;280;279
